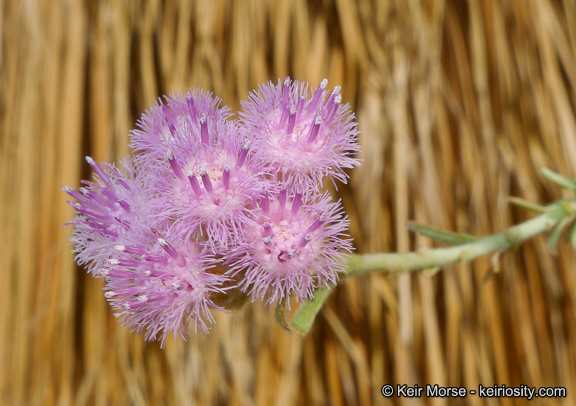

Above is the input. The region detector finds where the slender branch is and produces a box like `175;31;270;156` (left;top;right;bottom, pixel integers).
287;199;576;334
345;202;570;277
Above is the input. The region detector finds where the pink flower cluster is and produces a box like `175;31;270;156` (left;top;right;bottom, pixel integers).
65;78;359;344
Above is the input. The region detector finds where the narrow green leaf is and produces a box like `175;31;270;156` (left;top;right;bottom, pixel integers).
407;222;478;245
566;219;576;249
290;288;332;334
509;197;547;213
541;168;576;191
548;216;571;254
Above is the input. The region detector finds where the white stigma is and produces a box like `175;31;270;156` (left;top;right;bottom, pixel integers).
187;170;194;177
263;236;271;244
109;259;119;265
100;269;109;277
288;250;297;258
85;156;95;164
315;116;323;125
123;303;131;310
105;291;116;298
137;295;148;303
200;113;206;124
320;78;328;89
335;94;342;104
290;105;296;115
243;140;251;149
157;238;167;246
167;148;174;160
115;245;125;251
172;283;181;291
145;270;151;277
199;166;207;176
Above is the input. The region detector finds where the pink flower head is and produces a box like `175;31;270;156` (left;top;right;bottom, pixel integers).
227;188;352;305
131;91;267;248
142;124;266;249
104;233;227;345
130;89;232;163
64;157;148;276
239;77;360;189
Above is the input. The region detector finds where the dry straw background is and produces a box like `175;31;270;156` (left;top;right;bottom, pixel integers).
2;0;576;405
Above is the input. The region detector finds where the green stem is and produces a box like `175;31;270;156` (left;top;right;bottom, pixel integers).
345;202;568;277
287;199;576;334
